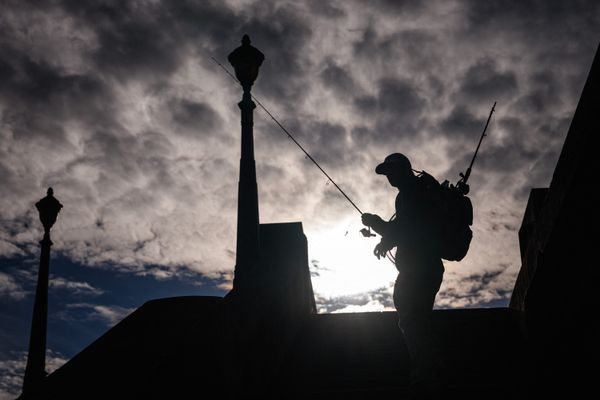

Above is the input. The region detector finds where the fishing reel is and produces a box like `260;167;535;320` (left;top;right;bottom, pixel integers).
443;173;470;195
456;178;470;195
360;227;376;237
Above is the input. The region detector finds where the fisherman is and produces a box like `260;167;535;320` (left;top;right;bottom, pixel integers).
361;153;444;387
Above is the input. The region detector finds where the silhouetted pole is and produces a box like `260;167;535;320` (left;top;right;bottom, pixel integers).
22;188;62;396
228;35;264;289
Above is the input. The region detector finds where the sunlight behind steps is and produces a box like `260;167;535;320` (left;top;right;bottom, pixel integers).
307;217;398;307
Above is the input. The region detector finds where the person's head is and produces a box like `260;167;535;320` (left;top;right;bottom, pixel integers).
375;153;415;189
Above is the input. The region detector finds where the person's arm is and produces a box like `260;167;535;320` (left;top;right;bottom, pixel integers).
362;214;404;259
361;213;393;237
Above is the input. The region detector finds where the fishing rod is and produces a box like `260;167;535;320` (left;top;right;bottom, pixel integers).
457;101;496;194
211;56;366;218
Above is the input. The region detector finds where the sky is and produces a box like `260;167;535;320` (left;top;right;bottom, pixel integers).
0;0;599;397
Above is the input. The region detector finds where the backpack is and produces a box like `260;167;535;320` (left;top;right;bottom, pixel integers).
437;179;473;261
417;172;473;261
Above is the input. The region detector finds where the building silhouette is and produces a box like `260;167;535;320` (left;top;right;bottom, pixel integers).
22;42;599;399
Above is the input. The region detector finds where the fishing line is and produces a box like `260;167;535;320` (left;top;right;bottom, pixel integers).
211;56;364;216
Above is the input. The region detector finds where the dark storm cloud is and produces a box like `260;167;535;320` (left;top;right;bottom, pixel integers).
378;78;426;118
354;77;427;141
440;106;484;138
90;9;182;80
306;0;346;18
349;126;372;150
259;117;357;172
352;26;380;59
476;115;568;175
0;52;96;107
25;0;315;106
320;62;356;95
353;95;378;114
0;52;112;137
462;0;600;84
370;0;426;13
170;99;222;135
304;121;350;168
458;59;517;104
514;70;564;115
58;0;195;81
353;32;433;84
465;0;599;33
349;14;443;80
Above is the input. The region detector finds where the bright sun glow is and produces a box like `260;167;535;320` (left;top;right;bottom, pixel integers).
307;216;398;311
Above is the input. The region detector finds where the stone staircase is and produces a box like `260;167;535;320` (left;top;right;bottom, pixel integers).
279;308;528;399
41;297;530;399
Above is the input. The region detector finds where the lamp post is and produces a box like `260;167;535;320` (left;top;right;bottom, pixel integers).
22;188;62;396
228;35;264;289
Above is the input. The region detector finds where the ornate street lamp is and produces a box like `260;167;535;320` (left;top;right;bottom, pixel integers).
35;188;63;236
228;35;264;289
22;188;62;396
228;34;265;92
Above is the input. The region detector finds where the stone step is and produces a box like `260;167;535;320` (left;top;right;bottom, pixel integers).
278;308;527;398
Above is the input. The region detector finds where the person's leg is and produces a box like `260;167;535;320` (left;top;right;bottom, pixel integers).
394;266;443;385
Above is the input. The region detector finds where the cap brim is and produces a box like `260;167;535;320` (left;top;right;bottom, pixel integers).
375;162;391;175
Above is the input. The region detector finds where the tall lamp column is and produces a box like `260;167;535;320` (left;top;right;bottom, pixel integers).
22;188;62;396
228;35;265;289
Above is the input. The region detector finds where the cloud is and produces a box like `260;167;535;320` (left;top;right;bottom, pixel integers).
0;0;599;314
437;264;513;308
352;77;428;144
0;262;103;304
49;276;104;296
441;106;489;139
62;303;134;327
0;272;28;301
169;99;223;136
316;285;395;313
306;0;346;19
457;58;517;104
0;349;67;400
320;61;357;96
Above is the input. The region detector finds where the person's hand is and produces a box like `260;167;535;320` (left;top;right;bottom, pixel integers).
362;213;383;228
373;240;392;260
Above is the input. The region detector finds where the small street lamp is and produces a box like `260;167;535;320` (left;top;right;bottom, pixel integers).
36;188;63;236
22;188;62;396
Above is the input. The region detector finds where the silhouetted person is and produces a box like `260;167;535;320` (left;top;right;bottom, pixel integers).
362;153;444;388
